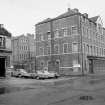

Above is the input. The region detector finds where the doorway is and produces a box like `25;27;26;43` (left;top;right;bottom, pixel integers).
55;60;60;73
0;58;5;77
89;59;94;74
48;60;60;73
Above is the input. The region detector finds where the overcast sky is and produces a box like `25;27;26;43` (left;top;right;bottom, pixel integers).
0;0;105;36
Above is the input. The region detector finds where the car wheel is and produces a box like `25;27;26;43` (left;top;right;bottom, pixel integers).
19;75;22;78
36;76;40;80
55;76;58;78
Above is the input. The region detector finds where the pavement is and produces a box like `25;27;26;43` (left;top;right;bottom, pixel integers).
0;76;79;86
0;73;105;105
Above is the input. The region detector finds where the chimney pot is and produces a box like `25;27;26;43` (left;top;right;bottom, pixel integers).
0;24;3;28
73;8;79;13
83;13;88;18
68;8;71;12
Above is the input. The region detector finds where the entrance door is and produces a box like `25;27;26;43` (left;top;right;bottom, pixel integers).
0;58;5;77
89;59;94;73
55;60;60;73
48;60;60;73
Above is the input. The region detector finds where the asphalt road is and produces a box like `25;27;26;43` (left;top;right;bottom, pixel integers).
0;75;105;105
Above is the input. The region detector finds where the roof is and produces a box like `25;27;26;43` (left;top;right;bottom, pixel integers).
36;8;100;26
89;16;99;22
55;9;77;19
36;8;80;25
0;27;11;37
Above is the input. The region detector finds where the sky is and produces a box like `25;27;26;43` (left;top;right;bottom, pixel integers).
0;0;105;36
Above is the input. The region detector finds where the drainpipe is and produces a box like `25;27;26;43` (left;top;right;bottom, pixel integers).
80;15;84;76
50;20;55;71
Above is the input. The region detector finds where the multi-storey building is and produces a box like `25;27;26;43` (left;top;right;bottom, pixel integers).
0;24;12;77
35;8;105;75
12;33;36;72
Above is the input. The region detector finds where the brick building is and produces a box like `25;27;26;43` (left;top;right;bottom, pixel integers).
0;24;12;77
12;33;36;72
35;8;105;75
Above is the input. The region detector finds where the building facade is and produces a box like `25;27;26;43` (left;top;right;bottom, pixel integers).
0;24;12;77
35;8;105;75
12;33;36;72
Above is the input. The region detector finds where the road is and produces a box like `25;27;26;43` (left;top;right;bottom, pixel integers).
0;75;105;105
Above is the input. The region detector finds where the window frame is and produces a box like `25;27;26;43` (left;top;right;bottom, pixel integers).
54;44;59;54
47;31;51;40
62;28;68;37
71;26;78;35
63;43;68;54
72;42;78;53
39;47;44;56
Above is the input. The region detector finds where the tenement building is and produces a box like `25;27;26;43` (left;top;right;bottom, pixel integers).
12;33;36;72
0;24;12;77
35;8;105;75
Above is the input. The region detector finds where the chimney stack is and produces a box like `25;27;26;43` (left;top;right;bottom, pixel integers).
68;8;71;12
83;13;88;18
73;8;79;13
0;24;3;28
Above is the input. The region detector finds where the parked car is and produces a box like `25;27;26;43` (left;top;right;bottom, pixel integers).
11;69;21;77
36;70;60;79
36;70;49;79
12;69;31;78
18;69;31;78
48;71;60;78
29;73;38;79
6;67;14;76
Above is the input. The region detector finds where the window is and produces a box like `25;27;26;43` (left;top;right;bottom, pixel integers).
90;46;93;55
102;48;104;56
54;45;59;54
54;30;59;38
62;28;68;37
40;34;44;41
104;49;105;56
71;26;78;35
96;47;98;56
72;43;78;52
83;43;86;53
100;48;101;56
89;46;92;55
63;43;68;53
94;46;96;55
73;59;78;65
40;61;44;67
87;28;89;38
0;37;5;47
47;46;51;55
20;55;21;60
39;47;44;55
87;45;89;54
47;31;51;40
82;26;85;36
